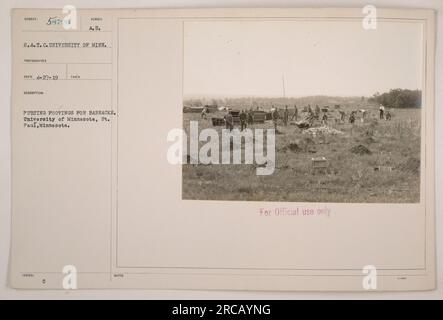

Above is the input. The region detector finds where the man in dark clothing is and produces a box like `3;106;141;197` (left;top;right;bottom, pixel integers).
307;109;315;126
339;110;346;122
239;110;248;131
247;108;254;125
349;111;356;124
379;104;385;119
385;111;392;121
224;111;234;131
291;105;298;121
272;107;280;131
283;106;289;126
322;112;328;125
315;105;321;119
201;107;208;119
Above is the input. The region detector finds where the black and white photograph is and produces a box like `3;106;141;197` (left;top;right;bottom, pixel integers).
182;19;423;203
3;3;439;298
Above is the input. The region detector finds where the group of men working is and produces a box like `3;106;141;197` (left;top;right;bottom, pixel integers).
272;104;392;128
203;103;392;132
270;105;298;131
223;109;255;131
219;105;300;132
342;105;391;124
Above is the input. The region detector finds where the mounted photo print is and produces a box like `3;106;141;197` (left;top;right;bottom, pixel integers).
10;7;436;291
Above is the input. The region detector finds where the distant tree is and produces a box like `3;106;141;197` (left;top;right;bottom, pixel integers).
368;89;421;108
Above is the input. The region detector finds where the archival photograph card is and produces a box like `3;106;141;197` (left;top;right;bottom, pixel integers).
182;19;423;203
9;8;436;291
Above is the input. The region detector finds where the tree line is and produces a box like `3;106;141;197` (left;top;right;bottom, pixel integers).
184;96;364;110
185;88;422;110
368;89;422;108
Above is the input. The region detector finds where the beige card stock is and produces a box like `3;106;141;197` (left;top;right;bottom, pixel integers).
10;8;436;291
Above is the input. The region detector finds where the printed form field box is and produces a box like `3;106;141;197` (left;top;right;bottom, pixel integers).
67;63;112;80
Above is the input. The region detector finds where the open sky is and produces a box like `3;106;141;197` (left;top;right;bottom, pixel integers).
183;19;423;98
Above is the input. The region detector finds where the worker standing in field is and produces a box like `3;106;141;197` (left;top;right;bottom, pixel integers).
349;111;356;124
339;110;346;122
315;105;321;119
291;105;298;121
385;110;392;121
247;108;254;125
307;108;315;126
239;109;248;131
224;110;234;131
283;106;289;126
379;104;385;119
360;109;367;123
201;106;208;119
322;112;328;125
272;106;280;131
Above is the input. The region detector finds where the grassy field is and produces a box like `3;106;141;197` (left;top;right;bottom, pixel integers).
182;103;421;203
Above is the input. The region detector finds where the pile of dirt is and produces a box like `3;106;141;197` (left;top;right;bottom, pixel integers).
283;137;316;153
286;142;302;152
302;126;344;136
363;136;376;144
350;144;372;155
397;157;420;174
295;120;310;129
